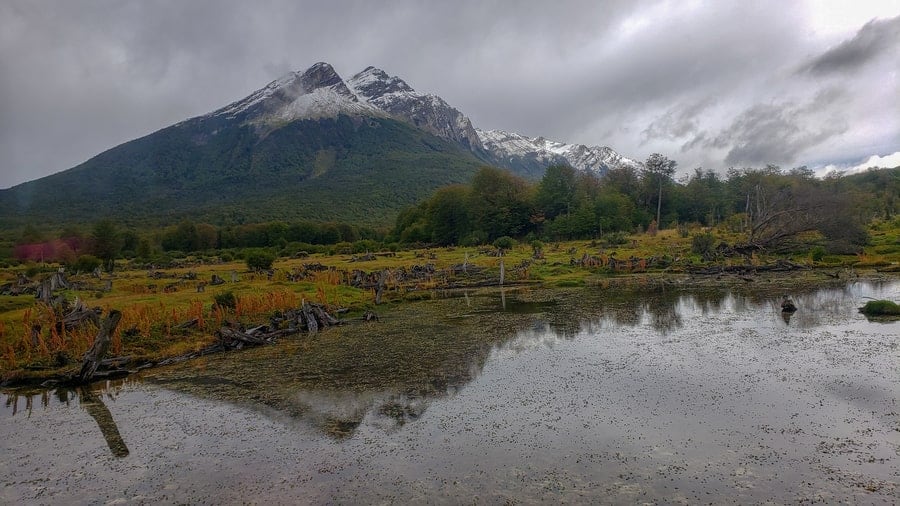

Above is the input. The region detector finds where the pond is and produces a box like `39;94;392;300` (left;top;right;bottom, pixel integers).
2;279;899;504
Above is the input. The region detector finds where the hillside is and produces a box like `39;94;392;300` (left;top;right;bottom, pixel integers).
0;62;638;229
0;114;481;228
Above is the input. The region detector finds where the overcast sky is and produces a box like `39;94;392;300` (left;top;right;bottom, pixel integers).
1;0;899;189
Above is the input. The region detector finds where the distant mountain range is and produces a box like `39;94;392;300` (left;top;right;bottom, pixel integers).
0;62;641;228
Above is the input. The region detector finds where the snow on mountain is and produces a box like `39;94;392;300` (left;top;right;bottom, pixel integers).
476;128;642;176
347;67;483;151
205;61;640;176
210;62;381;123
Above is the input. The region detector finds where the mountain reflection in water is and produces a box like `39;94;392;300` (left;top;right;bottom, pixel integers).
109;280;900;438
2;280;898;504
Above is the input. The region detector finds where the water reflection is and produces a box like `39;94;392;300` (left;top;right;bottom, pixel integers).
3;280;897;444
4;384;130;457
78;387;130;457
127;282;900;437
1;280;898;504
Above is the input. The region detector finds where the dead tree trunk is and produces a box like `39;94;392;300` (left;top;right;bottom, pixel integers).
78;310;122;384
302;301;318;334
37;278;53;305
30;324;41;348
374;270;387;305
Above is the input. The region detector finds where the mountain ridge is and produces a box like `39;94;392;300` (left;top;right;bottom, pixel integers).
198;61;639;175
0;62;642;228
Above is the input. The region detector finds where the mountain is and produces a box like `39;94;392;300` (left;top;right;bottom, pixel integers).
477;128;642;178
209;62;382;124
0;62;640;229
347;67;484;152
0;63;482;228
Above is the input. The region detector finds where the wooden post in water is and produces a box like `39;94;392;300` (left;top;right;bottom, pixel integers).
77;310;122;383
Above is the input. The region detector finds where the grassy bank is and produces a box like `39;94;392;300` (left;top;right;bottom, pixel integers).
1;227;898;385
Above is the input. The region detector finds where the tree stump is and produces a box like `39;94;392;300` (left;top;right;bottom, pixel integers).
302;301;318;334
374;270;387;305
30;324;41;348
77;310;122;383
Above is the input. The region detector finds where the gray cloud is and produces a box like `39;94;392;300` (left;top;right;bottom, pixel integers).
709;88;850;167
800;15;900;75
642;98;717;144
0;1;898;188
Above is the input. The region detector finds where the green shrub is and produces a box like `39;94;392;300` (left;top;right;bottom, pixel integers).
245;250;275;271
691;232;717;261
334;242;353;255
602;231;629;246
461;231;487;247
860;300;900;316
493;236;516;252
809;246;826;262
352;239;381;254
214;291;237;310
70;254;102;273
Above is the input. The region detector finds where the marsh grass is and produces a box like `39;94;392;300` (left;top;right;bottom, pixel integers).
1;228;897;379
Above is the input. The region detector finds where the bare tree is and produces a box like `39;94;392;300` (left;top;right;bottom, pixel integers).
736;170;865;254
643;153;677;226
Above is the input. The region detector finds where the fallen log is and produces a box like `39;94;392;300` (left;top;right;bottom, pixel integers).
11;302;346;388
687;260;808;275
59;298;102;332
217;327;269;347
175;318;200;330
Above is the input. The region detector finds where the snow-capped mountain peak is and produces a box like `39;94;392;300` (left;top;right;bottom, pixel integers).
204;61;639;176
347;67;483;151
476;128;642;176
210;62;379;122
347;66;414;98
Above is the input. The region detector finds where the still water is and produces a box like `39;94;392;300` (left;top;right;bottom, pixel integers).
2;279;899;504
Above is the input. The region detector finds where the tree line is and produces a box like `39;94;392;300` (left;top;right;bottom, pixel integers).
6;157;897;269
392;158;897;253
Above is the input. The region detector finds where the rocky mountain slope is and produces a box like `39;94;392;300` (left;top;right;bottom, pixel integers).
476;128;642;178
0;62;641;228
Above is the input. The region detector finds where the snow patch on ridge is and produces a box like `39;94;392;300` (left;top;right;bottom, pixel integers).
268;87;382;122
477;128;642;175
200;61;641;174
211;72;303;118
